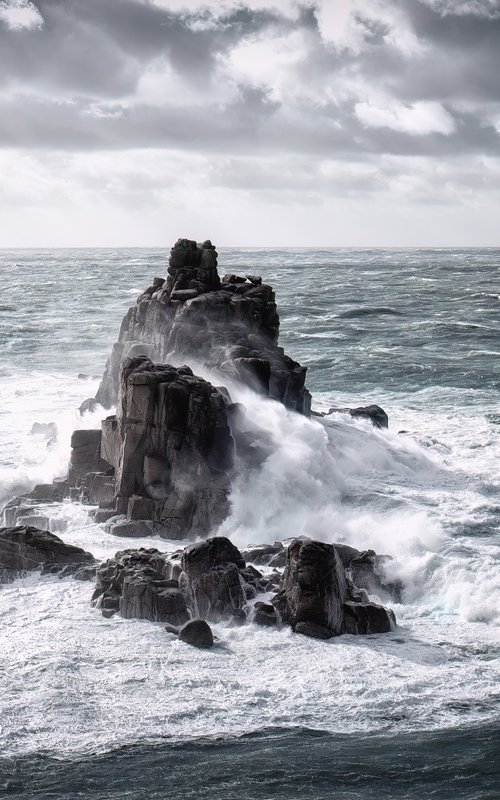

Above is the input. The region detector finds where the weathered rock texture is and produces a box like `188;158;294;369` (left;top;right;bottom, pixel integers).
95;238;311;415
91;548;188;623
0;526;95;583
180;536;248;622
91;536;395;639
273;538;395;638
273;540;348;637
111;357;235;539
92;537;272;625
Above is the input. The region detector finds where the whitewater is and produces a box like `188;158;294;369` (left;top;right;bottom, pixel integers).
0;248;499;798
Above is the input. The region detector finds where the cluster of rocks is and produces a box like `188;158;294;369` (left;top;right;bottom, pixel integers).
0;236;399;648
95;238;311;415
3;238;390;546
0;522;397;644
90;534;396;641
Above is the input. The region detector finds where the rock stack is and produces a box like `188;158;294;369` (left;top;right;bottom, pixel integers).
0;236;399;646
110;356;234;539
95;238;311;415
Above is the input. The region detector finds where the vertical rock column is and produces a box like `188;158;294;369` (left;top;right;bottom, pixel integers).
113;356;235;539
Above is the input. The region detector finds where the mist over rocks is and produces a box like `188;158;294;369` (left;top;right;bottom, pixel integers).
313;404;389;430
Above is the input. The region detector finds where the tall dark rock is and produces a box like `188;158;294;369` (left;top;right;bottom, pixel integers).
96;238;311;415
272;538;396;638
273;539;348;638
109;357;234;539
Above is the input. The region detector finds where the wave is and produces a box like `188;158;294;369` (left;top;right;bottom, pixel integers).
338;307;403;319
1;725;498;800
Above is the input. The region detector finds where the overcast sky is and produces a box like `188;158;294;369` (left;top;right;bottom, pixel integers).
0;0;499;246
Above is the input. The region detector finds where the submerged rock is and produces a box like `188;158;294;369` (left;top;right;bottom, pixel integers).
0;526;94;583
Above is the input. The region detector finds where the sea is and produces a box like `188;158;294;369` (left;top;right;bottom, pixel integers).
0;248;499;799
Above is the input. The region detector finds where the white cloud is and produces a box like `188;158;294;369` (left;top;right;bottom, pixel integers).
0;0;42;31
227;28;308;102
420;0;500;17
355;99;456;136
315;0;423;55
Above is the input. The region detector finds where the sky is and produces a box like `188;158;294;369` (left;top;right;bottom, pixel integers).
0;0;500;247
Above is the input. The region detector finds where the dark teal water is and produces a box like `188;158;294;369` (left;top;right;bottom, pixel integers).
2;727;499;800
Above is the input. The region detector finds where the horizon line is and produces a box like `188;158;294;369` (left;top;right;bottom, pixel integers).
1;244;500;251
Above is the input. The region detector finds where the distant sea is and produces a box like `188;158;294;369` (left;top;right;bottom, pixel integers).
0;248;499;799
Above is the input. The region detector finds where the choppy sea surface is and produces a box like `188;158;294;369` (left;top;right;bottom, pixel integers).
0;248;499;799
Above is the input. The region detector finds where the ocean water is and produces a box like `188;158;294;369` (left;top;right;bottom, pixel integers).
0;248;499;798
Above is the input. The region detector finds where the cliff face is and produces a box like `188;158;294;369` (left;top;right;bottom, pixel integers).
96;238;311;416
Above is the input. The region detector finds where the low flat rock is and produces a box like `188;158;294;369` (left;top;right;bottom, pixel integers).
0;526;94;582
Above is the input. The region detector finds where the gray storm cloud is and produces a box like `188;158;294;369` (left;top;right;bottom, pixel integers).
0;0;499;245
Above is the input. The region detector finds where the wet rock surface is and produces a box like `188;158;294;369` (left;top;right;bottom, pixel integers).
113;357;234;539
181;537;254;623
178;619;214;648
96;238;311;415
320;404;389;429
91;548;187;624
272;538;396;639
273;539;348;637
90;536;396;640
0;526;95;583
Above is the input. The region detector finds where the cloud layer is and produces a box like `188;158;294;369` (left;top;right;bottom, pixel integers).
0;0;499;245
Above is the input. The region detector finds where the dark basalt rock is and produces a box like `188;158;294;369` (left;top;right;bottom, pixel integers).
324;404;389;429
272;538;396;638
91;548;188;624
349;405;389;429
344;600;395;635
0;526;94;583
252;601;278;627
180;537;248;622
95;238;311;416
178;619;214;648
181;537;245;578
273;539;348;638
294;621;333;639
68;429;111;489
112;358;234;539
